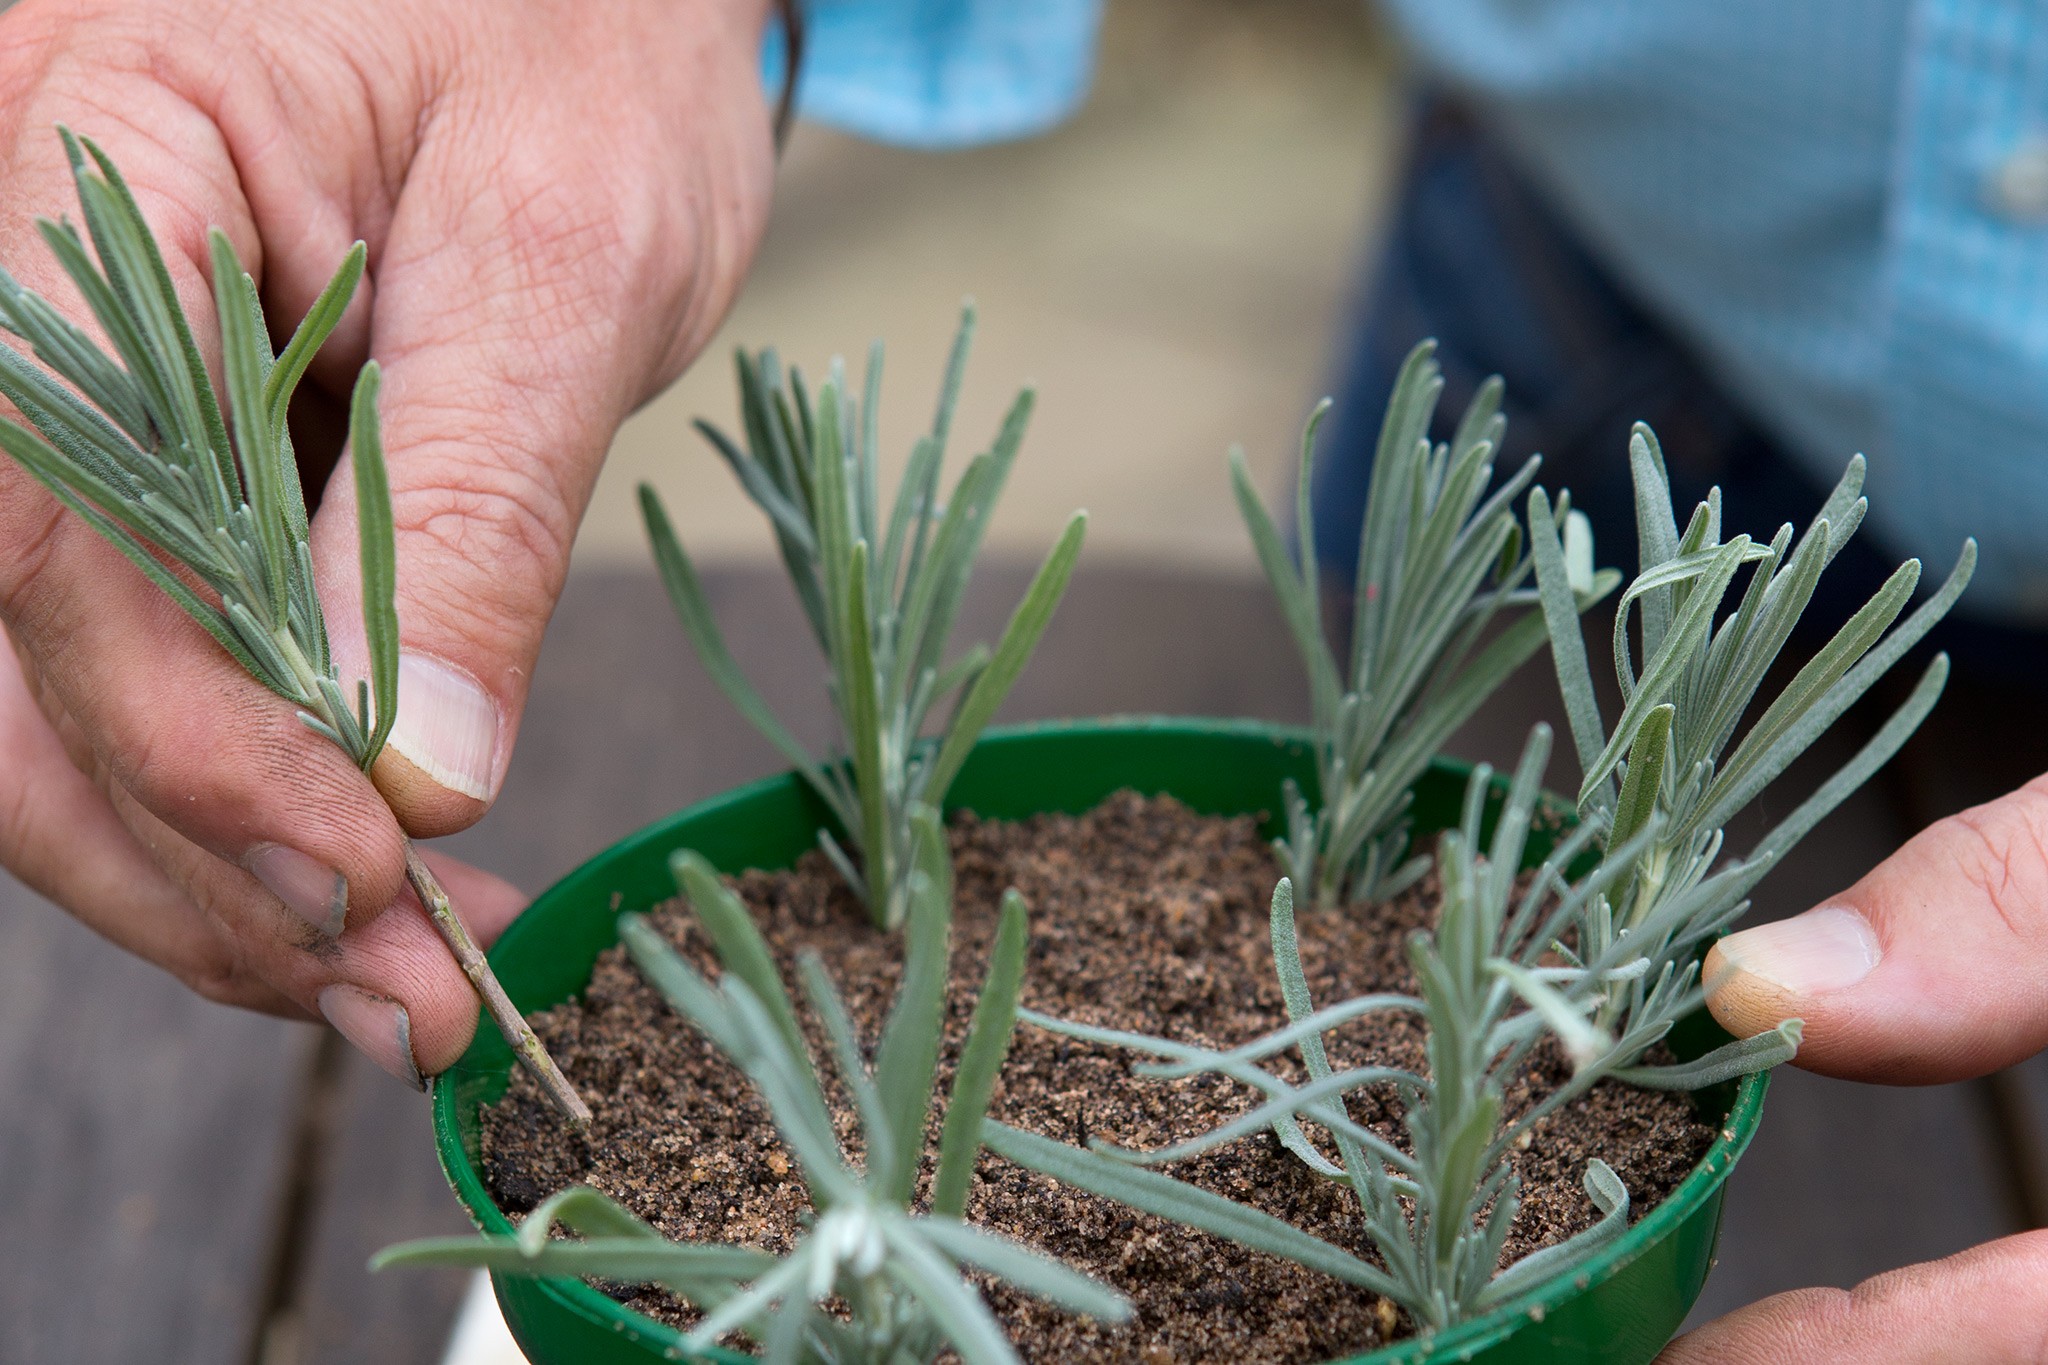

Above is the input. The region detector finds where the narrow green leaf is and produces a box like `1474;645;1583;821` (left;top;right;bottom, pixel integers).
1528;487;1608;787
369;1235;772;1290
1614;1020;1802;1089
1092;1064;1416;1168
71;132;239;514
1352;342;1440;675
517;1185;663;1252
1028;994;1422;1077
349;363;400;765
879;1223;1022;1365
917;1219;1130;1322
839;539;892;918
1581;537;1753;803
929;302;977;453
904;391;1036;696
1295;399;1332;660
880;434;941;607
1752;653;1952;866
934;889;1028;1216
873;808;950;1195
209;229;291;625
923;510;1085;801
1268;877;1331;1075
1608;703;1673;851
267;242;366;433
640;484;843;819
982;1123;1397;1295
1233;446;1341;724
671;850;807;1061
716;981;858;1204
1477;1159;1629;1308
619;912;746;1057
1629;419;1681;661
798;952;901;1189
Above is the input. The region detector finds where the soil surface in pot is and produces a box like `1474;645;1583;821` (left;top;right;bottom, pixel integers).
482;793;1716;1363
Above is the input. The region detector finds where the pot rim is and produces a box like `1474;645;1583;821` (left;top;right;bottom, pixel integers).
430;715;1768;1364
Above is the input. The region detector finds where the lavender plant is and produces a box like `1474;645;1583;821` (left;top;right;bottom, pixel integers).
0;129;586;1123
379;809;1130;1364
1236;342;1615;909
1016;729;1666;1335
1019;427;1978;1334
643;307;1085;931
1526;427;1975;1054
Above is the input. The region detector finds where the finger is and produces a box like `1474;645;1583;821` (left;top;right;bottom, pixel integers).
1706;775;2048;1083
110;778;527;1078
1657;1231;2048;1364
306;15;774;837
331;847;527;1072
0;633;300;1014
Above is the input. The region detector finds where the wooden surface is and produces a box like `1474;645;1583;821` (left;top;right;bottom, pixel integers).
3;563;2042;1362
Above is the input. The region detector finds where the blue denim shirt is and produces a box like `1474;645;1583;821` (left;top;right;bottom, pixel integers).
790;1;2048;621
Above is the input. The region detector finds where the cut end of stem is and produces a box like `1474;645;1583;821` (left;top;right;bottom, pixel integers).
402;843;592;1129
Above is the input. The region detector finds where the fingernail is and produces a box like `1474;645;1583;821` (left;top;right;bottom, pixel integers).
246;844;349;938
386;653;500;801
318;984;426;1091
1715;906;1882;995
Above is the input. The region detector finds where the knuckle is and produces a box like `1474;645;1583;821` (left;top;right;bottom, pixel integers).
388;443;573;617
174;951;263;1009
1933;779;2048;943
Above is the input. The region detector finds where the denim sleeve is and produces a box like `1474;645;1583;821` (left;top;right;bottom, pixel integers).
766;0;1103;148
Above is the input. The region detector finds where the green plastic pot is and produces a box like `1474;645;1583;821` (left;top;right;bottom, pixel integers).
431;717;1766;1365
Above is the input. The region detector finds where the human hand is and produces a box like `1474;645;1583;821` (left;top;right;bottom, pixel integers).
1662;777;2048;1360
0;0;775;1083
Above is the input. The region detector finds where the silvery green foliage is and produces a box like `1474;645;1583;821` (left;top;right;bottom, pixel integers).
642;306;1085;930
1018;728;1697;1335
378;809;1128;1365
0;128;399;767
1528;426;1975;1049
1235;342;1617;910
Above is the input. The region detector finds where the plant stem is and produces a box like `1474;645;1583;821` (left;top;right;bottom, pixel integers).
403;842;592;1128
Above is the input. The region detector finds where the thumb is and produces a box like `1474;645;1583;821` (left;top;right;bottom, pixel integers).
1656;1231;2048;1364
308;99;766;837
1705;775;2048;1083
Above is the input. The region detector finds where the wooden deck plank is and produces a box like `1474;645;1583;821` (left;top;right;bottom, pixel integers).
287;1044;472;1365
0;873;311;1365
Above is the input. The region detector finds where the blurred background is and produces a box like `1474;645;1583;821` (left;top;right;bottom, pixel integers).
3;2;2043;1363
583;0;1398;577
